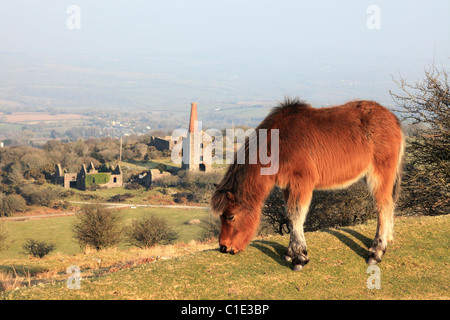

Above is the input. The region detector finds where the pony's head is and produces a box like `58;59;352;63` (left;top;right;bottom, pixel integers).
211;184;260;254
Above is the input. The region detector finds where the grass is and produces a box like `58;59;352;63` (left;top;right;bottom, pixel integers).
1;215;448;300
121;159;181;173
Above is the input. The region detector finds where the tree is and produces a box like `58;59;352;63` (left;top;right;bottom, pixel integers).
390;63;449;215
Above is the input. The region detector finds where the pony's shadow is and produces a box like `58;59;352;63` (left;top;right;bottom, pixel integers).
251;228;373;267
250;240;291;268
322;228;373;260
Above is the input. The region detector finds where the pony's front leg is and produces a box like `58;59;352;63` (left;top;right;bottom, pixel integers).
283;195;312;271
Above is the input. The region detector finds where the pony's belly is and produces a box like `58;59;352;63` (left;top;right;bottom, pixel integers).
315;165;370;191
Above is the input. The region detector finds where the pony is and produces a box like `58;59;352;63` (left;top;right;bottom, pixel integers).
211;98;404;271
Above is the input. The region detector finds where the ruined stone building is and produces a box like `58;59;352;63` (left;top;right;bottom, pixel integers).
54;162;123;190
131;169;172;188
149;135;180;152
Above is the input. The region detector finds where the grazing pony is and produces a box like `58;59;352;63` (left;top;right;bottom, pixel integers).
211;98;404;271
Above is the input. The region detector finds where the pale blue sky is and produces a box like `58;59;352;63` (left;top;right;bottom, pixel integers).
0;0;448;59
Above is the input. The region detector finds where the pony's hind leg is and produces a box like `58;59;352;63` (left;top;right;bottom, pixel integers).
282;187;313;271
365;169;396;265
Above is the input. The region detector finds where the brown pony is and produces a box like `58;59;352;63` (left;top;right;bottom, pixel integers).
211;98;404;271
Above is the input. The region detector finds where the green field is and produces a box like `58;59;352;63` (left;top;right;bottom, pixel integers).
0;123;22;132
1;215;448;300
0;207;211;260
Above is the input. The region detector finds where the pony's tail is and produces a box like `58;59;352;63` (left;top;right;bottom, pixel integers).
392;132;405;204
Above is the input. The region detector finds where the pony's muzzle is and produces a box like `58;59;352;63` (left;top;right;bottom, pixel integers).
219;245;239;254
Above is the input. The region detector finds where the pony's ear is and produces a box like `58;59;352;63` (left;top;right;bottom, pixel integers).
226;191;235;202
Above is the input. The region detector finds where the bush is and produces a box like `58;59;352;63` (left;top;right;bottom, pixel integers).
178;172;222;193
73;205;123;250
52;200;72;210
198;217;220;241
59;189;76;198
125;182;143;190
172;192;202;204
22;239;56;258
260;183;376;234
0;193;27;217
155;163;166;173
125;215;179;248
108;193;135;203
306;183;376;232
18;184;56;206
81;193;100;201
153;174;179;188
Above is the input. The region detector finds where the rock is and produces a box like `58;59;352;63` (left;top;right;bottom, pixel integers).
187;219;201;225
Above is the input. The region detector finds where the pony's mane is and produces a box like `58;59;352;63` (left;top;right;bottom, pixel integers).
210;97;310;215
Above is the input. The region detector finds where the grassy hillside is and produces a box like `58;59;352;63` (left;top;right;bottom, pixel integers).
1;215;448;300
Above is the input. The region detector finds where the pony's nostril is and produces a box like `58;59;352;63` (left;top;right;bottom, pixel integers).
219;245;228;253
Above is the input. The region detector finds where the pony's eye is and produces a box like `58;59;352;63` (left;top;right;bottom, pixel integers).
226;215;235;221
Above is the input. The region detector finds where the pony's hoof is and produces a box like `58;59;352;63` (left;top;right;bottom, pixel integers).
366;252;382;265
292;264;303;271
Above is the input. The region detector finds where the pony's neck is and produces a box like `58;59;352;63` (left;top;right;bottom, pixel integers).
240;166;275;214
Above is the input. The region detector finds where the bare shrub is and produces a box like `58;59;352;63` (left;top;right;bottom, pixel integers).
260;187;290;235
108;193;135;203
306;183;376;231
260;183;376;235
125;215;179;248
22;239;56;258
73;205;123;250
172;192;201;203
198;217;220;241
125;182;143;190
390;64;449;215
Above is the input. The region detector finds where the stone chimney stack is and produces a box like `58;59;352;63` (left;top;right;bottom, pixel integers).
188;102;198;133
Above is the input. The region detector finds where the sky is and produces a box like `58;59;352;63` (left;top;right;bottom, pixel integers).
0;0;449;111
0;0;448;58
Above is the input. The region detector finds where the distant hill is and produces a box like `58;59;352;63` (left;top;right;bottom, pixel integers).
0;52;424;119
